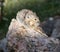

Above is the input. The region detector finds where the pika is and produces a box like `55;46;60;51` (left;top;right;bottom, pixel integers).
16;9;48;37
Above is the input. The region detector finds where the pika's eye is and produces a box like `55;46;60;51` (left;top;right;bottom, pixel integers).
35;19;37;20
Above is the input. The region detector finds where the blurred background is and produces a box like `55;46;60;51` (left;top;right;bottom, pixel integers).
0;0;60;39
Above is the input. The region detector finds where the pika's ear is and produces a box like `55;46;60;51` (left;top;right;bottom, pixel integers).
16;10;28;22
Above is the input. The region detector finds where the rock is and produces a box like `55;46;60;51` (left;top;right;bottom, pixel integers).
0;38;8;52
41;16;60;39
0;9;59;52
51;19;60;39
41;17;55;36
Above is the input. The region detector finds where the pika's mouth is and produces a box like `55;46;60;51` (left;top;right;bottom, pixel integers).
29;21;34;26
29;21;39;28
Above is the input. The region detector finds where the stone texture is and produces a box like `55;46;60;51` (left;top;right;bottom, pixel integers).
41;16;60;40
41;17;55;36
51;19;60;39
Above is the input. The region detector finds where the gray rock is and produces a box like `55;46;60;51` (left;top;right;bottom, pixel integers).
51;19;60;39
41;17;55;36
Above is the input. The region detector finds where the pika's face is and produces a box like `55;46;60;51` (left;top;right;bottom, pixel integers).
24;14;40;28
16;9;40;28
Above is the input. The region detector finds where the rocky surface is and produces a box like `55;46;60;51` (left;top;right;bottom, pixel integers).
51;18;60;39
41;17;55;36
0;9;60;52
41;16;60;39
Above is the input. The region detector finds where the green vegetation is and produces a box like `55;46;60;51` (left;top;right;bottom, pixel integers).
0;0;60;39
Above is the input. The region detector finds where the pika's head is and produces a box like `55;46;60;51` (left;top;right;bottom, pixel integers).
16;9;40;28
24;10;40;28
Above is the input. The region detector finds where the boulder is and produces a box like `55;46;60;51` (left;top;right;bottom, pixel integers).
51;19;60;39
41;17;55;36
